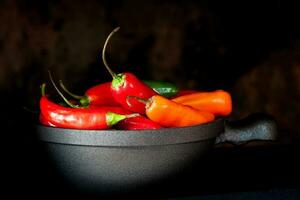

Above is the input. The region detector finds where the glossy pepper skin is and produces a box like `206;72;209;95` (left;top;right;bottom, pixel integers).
172;90;232;116
39;113;56;127
59;81;119;107
129;95;215;127
82;82;119;106
101;27;157;114
39;83;134;129
111;72;157;114
117;116;162;130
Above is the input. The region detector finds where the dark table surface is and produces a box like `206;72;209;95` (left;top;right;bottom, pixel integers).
3;109;300;199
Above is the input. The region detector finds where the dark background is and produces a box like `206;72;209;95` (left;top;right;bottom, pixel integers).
1;0;300;199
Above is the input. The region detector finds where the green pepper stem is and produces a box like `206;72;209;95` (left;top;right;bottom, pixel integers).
106;112;139;127
41;83;46;97
48;71;81;108
126;96;147;107
102;27;120;79
59;80;84;99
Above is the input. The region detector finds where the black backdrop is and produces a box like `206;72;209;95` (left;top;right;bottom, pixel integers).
2;0;300;199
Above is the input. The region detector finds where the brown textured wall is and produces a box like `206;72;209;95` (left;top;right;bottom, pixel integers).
0;0;299;135
0;1;211;94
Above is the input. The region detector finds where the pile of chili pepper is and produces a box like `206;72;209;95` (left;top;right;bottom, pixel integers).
39;27;232;130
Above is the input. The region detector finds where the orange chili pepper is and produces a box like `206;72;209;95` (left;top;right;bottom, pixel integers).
127;95;215;127
172;90;232;117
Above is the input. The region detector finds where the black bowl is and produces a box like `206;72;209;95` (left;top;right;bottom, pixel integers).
36;113;277;194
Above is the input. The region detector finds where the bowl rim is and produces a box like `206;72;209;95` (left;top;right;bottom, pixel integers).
36;118;225;147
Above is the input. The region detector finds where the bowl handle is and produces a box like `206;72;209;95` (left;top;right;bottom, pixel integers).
215;113;279;145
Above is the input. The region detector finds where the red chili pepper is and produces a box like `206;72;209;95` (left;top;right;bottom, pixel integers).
101;27;157;114
117;116;162;130
100;105;162;130
39;83;137;130
59;81;119;107
39;113;56;127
